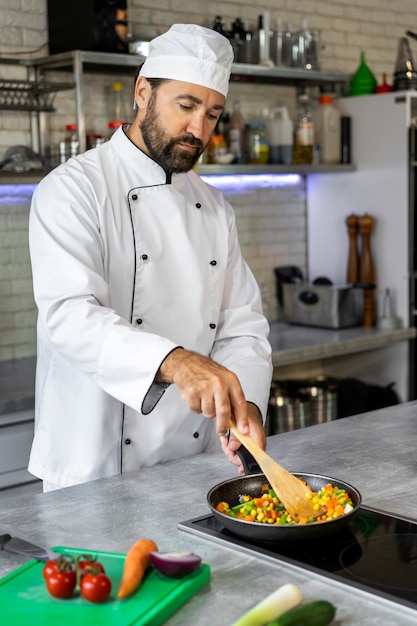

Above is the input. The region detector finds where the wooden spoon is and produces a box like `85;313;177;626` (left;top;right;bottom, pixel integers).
229;417;326;521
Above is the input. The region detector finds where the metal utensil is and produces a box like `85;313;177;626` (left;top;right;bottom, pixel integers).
229;417;326;520
0;533;59;562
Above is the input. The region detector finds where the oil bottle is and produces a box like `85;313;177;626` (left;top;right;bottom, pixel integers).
293;92;314;164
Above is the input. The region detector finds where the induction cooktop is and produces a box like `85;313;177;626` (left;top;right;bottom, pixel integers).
178;506;417;612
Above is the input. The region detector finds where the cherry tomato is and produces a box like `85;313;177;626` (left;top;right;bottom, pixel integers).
77;555;106;579
80;573;112;603
43;555;75;581
45;569;77;599
43;560;60;580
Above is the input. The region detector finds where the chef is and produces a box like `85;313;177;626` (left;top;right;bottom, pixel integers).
28;23;273;491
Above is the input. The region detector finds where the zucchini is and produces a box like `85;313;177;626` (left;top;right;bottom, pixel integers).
268;600;336;626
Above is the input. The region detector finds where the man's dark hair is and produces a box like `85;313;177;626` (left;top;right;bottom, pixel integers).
133;65;169;92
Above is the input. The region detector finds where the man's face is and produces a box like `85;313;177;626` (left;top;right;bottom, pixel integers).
138;80;225;173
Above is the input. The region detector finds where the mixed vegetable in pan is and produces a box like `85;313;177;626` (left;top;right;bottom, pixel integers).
215;481;354;525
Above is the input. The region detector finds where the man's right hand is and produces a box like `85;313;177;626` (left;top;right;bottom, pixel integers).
156;348;250;437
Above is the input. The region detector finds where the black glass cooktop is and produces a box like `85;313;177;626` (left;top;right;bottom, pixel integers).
178;506;417;612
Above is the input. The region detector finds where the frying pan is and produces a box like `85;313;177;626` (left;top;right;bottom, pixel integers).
207;449;361;542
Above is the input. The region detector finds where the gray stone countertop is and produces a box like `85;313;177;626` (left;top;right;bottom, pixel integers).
269;320;416;366
0;323;414;415
0;357;36;415
2;402;417;624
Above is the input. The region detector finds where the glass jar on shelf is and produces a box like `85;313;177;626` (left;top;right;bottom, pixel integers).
246;122;269;164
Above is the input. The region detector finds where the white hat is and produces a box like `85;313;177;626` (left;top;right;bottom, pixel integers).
139;24;234;97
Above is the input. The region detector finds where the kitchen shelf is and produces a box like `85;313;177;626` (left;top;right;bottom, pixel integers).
0;78;74;112
0;162;357;186
0;56;74;154
29;49;351;84
230;63;351;87
198;163;356;175
27;50;352;153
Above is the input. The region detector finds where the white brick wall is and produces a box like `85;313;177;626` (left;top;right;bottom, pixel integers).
0;0;414;358
0;1;416;154
0;185;37;360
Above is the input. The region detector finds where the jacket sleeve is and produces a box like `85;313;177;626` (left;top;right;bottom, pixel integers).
29;166;178;414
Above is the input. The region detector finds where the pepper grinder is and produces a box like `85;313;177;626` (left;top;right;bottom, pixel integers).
358;213;376;327
346;213;359;283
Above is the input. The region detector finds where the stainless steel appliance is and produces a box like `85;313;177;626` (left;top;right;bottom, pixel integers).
281;282;363;329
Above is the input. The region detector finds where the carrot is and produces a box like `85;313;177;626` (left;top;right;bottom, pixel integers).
117;538;158;599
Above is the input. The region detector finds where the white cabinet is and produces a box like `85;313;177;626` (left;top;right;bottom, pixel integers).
0;410;36;489
307;91;417;401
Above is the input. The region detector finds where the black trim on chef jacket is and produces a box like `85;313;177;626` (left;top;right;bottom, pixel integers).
119;172;175;472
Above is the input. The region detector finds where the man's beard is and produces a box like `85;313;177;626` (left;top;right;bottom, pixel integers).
140;93;205;173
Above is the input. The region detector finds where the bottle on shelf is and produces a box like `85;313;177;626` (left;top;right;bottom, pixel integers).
58;123;79;163
107;81;128;131
207;115;228;164
296;18;320;70
212;16;228;37
256;13;271;65
282;22;293;67
315;94;341;164
246;121;269;164
230;18;246;62
265;106;294;164
270;18;284;66
228;100;246;164
108;120;124;138
293;92;315;165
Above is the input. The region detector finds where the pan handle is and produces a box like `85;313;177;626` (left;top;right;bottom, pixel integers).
235;445;262;475
0;534;11;550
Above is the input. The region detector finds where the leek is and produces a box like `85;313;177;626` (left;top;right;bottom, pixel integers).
231;583;302;626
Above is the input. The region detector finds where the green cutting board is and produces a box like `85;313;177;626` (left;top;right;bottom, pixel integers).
0;546;210;625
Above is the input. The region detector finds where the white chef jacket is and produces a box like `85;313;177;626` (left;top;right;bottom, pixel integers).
28;125;273;487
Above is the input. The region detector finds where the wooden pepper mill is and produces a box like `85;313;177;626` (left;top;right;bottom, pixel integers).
345;214;359;283
358;213;376;327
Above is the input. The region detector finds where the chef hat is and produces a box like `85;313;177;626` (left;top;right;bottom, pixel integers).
139;24;234;97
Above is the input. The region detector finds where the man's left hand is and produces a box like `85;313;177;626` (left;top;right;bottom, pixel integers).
219;403;266;474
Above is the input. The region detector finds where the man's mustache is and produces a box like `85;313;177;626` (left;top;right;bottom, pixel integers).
173;135;204;150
